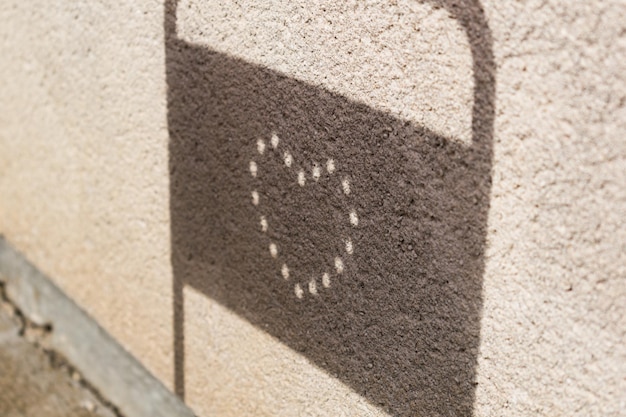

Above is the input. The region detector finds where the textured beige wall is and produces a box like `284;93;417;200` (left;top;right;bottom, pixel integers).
1;1;624;416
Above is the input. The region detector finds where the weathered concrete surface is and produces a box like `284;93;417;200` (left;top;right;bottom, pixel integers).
0;239;196;417
0;297;116;417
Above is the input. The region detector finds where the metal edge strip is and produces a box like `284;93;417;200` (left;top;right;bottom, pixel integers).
0;235;195;417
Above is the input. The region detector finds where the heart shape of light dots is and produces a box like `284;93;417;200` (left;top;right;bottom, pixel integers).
249;133;358;299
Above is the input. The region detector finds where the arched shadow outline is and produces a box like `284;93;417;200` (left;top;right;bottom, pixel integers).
165;1;495;415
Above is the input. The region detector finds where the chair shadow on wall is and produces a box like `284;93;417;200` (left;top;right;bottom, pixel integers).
165;1;495;415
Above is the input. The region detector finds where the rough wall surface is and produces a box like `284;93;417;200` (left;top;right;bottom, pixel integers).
0;1;624;416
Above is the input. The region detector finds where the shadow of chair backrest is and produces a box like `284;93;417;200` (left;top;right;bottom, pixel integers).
165;0;495;415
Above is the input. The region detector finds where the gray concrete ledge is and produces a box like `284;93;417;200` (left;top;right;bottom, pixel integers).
0;236;195;417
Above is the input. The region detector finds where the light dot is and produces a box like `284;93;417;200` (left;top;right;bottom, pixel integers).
346;239;354;254
284;152;293;167
271;133;279;149
298;170;306;186
322;273;331;288
269;243;278;258
342;178;351;195
308;279;318;295
281;263;289;280
335;257;344;274
312;165;321;181
294;283;304;299
257;139;266;155
252;191;259;206
249;161;258;177
260;216;268;232
326;159;335;174
350;210;359;226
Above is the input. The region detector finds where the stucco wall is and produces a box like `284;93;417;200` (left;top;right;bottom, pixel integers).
1;1;624;416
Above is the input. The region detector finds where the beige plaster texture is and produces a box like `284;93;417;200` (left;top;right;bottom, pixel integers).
0;0;625;416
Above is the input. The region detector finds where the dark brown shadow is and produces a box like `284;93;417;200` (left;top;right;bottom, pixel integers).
166;1;495;415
